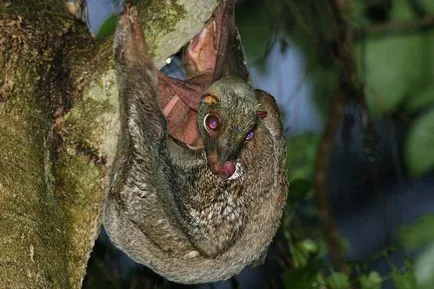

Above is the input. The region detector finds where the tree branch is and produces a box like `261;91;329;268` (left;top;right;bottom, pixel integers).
313;0;356;274
355;14;434;39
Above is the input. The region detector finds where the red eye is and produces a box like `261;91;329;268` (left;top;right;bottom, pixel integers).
245;130;254;141
204;114;220;131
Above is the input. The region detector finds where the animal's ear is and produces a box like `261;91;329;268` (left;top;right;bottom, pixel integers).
183;0;249;82
114;4;150;66
255;89;283;138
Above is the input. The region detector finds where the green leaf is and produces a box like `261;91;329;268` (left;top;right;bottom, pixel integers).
389;0;415;20
300;239;319;254
282;260;324;289
360;34;424;118
405;86;434;112
291;239;319;267
353;1;433;118
283;268;317;289
391;268;417;289
405;108;434;176
327;272;350;289
400;215;434;250
413;243;434;289
360;272;382;289
96;15;118;41
292;246;308;268
404;29;434;113
420;0;434;12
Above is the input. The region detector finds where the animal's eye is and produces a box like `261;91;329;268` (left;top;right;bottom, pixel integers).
204;114;220;131
245;130;254;141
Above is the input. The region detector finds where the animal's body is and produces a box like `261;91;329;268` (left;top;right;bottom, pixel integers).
103;1;288;283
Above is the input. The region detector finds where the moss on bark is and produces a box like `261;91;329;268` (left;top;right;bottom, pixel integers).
0;1;75;288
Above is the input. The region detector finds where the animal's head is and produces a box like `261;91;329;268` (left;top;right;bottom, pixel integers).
197;77;267;179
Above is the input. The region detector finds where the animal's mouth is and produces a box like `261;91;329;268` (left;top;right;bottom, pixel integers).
206;151;236;179
213;161;236;179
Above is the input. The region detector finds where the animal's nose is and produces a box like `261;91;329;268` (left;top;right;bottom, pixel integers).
220;161;236;179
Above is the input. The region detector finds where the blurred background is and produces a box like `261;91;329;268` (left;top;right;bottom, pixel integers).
75;0;434;288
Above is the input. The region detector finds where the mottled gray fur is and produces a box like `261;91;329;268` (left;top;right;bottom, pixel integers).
103;6;288;284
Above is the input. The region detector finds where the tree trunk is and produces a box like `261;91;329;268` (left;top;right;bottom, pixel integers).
0;1;218;288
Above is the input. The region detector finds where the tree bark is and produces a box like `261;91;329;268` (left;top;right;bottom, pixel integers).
0;1;219;288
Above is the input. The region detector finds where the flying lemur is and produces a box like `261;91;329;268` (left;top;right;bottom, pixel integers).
103;0;288;284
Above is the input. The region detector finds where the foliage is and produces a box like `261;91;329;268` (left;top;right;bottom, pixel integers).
281;170;420;289
391;263;418;289
359;272;382;289
286;133;320;185
237;0;434;178
405;109;434;176
400;216;434;289
400;215;434;249
412;244;434;289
